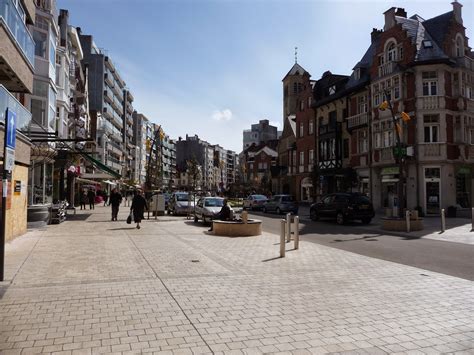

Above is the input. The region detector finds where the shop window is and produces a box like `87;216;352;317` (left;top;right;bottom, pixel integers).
456;170;472;208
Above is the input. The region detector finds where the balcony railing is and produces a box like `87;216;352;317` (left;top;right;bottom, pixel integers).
347;112;369;129
0;0;35;67
378;62;395;77
419;143;444;159
0;84;32;131
420;96;441;110
380;147;394;161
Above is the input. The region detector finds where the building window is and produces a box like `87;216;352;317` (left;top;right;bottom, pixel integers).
293;82;297;94
343;139;349;158
284;85;288;98
387;42;397;62
299;123;304;137
354;68;360;80
328;85;336;95
309;149;314;164
423;115;439;143
33;30;47;58
309;120;314;134
358;95;367;114
422;71;438;96
300;100;304;111
455;34;464;57
307;96;312;108
358;130;368;153
299;151;304;166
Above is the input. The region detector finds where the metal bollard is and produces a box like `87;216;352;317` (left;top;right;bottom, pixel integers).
441;208;446;233
405;210;411;233
286;213;291;243
471;207;474;232
280;219;286;258
294;216;300;249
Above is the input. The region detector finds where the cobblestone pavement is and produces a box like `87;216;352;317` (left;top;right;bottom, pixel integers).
1;206;473;354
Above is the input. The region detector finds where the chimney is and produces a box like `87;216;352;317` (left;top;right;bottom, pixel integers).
384;7;396;31
452;1;463;24
371;28;382;43
395;8;407;18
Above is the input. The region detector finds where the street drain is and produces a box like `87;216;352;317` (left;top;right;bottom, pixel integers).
191;260;200;263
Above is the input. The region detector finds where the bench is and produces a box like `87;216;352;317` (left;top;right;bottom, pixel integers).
212;219;262;237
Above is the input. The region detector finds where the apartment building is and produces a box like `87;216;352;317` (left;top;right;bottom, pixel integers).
161;133;176;191
240;140;278;194
243;119;279;150
122;89;134;180
0;0;35;241
78;30;125;178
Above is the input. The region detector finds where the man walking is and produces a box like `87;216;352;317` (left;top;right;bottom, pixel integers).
87;189;96;210
109;188;122;221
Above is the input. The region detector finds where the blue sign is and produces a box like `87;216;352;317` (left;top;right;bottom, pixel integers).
5;109;16;150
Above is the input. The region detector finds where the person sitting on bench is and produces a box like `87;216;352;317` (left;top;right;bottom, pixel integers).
208;199;231;231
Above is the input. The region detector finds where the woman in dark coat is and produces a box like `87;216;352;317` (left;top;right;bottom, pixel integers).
130;190;148;229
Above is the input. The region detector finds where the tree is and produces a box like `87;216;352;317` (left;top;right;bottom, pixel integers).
186;156;201;192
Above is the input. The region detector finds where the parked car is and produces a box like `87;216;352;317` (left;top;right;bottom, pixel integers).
194;197;227;224
309;193;375;225
263;195;298;214
167;192;194;215
243;194;268;210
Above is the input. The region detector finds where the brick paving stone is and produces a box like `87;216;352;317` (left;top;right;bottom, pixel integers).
0;209;473;354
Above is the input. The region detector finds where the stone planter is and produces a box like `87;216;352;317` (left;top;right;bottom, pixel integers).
381;217;424;232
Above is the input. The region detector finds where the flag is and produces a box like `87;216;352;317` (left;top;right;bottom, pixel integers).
401;112;411;122
395;123;402;135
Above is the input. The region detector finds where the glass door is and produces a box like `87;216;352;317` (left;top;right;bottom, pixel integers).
426;181;440;215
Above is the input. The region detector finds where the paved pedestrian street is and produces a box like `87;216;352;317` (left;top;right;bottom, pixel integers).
1;207;473;354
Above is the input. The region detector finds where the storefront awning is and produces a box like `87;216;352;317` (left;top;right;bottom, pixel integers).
80;153;121;179
76;177;101;185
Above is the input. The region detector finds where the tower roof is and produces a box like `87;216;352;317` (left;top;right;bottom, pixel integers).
282;63;310;81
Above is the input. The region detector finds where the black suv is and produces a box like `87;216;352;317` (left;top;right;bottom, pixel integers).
310;193;375;225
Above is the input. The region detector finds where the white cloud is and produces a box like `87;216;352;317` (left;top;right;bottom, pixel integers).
212;109;233;122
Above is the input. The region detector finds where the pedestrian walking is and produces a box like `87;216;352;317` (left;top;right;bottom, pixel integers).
103;190;109;206
80;190;87;210
130;189;148;229
87;189;96;210
208;198;231;232
109;188;122;221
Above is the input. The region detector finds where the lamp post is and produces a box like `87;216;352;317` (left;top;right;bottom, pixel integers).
380;90;407;219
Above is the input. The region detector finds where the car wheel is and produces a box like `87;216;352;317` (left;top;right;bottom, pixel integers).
276;207;281;215
203;215;207;224
361;218;371;224
336;212;345;225
310;209;319;221
194;215;198;223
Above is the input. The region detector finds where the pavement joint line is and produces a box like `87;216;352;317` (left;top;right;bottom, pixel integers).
6;231;44;286
125;231;215;354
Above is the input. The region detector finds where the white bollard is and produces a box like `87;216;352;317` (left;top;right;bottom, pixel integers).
280;219;286;258
286;213;291;243
441;208;446;233
405;210;411;233
294;216;300;249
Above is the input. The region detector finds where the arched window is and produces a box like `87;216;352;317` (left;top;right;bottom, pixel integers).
387;42;397;62
455;34;464;57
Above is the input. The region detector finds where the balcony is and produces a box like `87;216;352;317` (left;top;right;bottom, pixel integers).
113;95;123;113
0;0;35;68
112;84;123;99
378;62;396;77
347;112;369;130
111;111;123;130
419;96;442;110
419;143;445;160
104;86;113;105
0;84;32;130
380;147;394;162
104;71;114;87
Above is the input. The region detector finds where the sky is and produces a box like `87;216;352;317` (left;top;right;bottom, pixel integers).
58;0;473;153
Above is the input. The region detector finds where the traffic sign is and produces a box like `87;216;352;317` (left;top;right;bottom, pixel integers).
5;109;16;150
5;148;15;172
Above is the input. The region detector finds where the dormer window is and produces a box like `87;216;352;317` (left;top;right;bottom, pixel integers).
455;34;464;57
423;40;433;48
387;42;397;62
329;85;336;95
354;68;361;80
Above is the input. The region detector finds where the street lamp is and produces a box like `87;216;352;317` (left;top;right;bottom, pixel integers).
379;91;411;219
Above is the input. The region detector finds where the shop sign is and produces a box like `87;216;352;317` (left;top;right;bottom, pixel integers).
381;167;399;175
14;180;21;195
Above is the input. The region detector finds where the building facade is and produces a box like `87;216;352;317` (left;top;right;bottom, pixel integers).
0;0;36;241
243;119;278;150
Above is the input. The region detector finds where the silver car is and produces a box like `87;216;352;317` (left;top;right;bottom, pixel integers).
168;192;195;215
194;197;227;224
